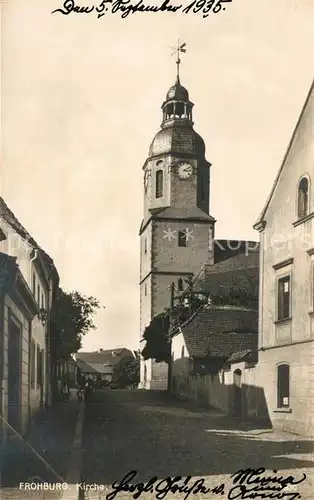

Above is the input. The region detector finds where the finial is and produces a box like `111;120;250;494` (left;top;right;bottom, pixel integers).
171;39;187;84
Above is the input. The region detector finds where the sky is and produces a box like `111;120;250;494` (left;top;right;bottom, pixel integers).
1;0;313;352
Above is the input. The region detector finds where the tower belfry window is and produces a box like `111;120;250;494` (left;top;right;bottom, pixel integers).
178;230;187;247
156;170;163;198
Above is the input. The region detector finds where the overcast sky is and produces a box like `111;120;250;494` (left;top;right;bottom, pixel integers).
1;0;313;352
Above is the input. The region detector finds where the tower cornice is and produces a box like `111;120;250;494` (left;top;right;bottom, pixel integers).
139;212;216;235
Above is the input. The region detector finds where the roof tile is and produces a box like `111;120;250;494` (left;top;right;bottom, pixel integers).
181;306;258;358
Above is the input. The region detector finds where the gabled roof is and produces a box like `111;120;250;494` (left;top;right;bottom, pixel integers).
76;359;99;374
0;251;39;318
254;78;314;230
0;197;38;248
179;305;258;358
0;197;58;282
76;348;134;372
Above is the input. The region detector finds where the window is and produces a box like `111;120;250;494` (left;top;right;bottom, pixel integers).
144;283;147;296
277;364;290;408
41;293;45;309
297;177;309;219
30;339;36;389
37;284;40;305
37;345;42;386
178;230;187;247
156;170;163;198
181;346;185;358
178;278;183;291
144;238;147;254
32;272;36;296
277;275;290;320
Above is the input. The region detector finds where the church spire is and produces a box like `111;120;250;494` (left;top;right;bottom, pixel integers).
162;41;192;128
171;40;187;84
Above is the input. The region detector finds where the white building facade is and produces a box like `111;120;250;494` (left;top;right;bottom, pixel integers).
254;80;314;436
0;198;57;436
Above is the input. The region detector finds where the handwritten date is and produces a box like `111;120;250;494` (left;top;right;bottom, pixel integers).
183;0;232;18
51;0;232;18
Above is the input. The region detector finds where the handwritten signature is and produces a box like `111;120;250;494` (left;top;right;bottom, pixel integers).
104;469;307;500
106;470;224;500
228;468;306;500
51;0;233;19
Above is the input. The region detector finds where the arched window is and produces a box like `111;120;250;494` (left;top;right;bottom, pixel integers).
156;170;163;198
297;177;309;219
178;278;183;291
277;364;290;408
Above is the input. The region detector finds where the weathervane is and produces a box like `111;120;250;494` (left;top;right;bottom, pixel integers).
171;39;187;83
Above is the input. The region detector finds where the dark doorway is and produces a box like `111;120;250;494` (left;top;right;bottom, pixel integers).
8;317;22;432
233;369;242;419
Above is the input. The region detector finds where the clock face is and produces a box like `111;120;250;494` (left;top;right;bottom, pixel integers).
178;163;193;179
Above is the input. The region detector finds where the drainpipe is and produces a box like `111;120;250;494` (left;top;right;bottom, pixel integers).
29;249;39;288
29;249;38;416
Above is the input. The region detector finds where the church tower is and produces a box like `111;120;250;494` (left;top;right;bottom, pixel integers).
139;45;216;389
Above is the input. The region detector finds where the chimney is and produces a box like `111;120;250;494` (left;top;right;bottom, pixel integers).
98;348;104;353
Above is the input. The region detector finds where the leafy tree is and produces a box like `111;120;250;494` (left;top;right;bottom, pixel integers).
50;289;100;399
141;296;205;363
141;310;171;363
50;289;100;360
113;354;140;387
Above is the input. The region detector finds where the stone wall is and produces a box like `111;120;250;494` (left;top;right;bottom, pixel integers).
172;360;270;424
257;342;314;436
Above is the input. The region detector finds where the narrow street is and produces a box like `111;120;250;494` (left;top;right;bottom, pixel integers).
81;390;314;500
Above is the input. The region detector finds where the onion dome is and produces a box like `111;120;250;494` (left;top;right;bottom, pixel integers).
166;81;189;101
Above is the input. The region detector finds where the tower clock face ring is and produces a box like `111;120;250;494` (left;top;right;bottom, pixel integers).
178;163;193;179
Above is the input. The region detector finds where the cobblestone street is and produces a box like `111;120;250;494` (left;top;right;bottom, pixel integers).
81;390;314;500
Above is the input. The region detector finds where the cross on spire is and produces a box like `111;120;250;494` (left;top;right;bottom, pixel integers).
171;40;187;83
